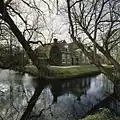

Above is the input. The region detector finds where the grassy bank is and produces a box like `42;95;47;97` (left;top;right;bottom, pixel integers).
82;108;120;120
51;65;100;77
24;65;100;77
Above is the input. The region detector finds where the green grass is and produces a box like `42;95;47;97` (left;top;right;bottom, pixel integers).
23;64;114;77
24;65;100;77
82;108;120;120
51;65;100;77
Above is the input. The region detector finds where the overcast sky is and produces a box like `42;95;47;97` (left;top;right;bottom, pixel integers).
10;0;71;45
38;0;71;43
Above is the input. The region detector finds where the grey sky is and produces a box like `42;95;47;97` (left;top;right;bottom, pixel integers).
10;0;71;45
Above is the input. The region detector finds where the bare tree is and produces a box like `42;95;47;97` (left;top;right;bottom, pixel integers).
66;0;120;99
0;0;53;75
0;0;55;119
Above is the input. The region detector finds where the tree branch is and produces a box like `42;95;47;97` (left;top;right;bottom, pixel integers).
28;40;44;46
5;0;13;5
7;5;27;24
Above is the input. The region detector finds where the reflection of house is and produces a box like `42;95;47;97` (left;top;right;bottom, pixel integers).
51;76;91;102
35;38;90;66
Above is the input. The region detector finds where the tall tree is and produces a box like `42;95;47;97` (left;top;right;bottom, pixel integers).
0;0;52;76
66;0;120;99
0;0;52;119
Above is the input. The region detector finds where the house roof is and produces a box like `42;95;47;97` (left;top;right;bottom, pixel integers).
57;40;67;52
68;42;80;51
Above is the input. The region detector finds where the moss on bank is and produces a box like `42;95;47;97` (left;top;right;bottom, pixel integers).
82;108;120;120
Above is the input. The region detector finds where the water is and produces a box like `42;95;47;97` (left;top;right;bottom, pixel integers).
0;69;114;120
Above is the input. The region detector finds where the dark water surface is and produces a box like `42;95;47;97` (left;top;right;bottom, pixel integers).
0;69;114;120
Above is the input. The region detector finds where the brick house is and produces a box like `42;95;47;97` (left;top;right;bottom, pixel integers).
68;42;89;65
35;38;90;66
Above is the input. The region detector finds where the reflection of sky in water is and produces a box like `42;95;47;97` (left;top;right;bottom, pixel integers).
37;74;114;120
0;69;34;120
87;74;113;96
0;69;114;120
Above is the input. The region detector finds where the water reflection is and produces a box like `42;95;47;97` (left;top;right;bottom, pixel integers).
0;69;34;120
0;69;114;120
45;74;114;119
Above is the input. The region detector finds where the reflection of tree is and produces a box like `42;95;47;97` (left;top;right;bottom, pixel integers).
63;78;91;97
0;70;114;120
0;71;34;120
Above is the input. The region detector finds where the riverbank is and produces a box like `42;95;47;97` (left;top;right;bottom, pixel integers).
24;65;101;78
0;64;113;80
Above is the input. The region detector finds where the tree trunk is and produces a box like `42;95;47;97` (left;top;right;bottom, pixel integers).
20;86;44;120
105;52;120;72
3;12;50;76
114;80;120;101
0;3;52;119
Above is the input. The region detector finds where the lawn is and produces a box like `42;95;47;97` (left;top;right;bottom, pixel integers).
50;65;100;77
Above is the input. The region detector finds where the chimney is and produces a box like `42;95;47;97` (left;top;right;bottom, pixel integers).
78;37;81;41
53;38;58;44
